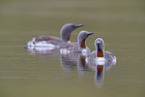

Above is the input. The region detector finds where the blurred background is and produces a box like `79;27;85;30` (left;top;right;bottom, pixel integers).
0;0;145;97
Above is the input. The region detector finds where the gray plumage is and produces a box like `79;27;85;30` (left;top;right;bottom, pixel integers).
86;38;116;66
35;35;63;45
35;23;84;43
25;23;84;48
60;31;94;54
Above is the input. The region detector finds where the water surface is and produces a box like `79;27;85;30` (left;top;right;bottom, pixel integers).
0;0;145;97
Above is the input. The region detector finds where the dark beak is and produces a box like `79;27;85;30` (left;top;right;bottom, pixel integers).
76;24;85;28
88;32;94;35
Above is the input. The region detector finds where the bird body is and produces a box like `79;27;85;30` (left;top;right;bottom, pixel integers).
60;31;94;56
25;23;84;48
86;38;116;66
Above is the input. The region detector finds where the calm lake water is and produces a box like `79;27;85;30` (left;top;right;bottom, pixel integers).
0;0;145;97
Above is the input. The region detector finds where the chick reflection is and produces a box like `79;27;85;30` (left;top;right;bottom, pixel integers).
77;54;89;71
94;64;105;86
88;58;116;86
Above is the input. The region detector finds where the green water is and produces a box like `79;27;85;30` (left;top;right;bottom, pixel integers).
0;0;145;97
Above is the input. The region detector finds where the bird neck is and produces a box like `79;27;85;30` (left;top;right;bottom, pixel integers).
97;49;104;57
80;39;86;48
61;34;71;43
67;34;70;41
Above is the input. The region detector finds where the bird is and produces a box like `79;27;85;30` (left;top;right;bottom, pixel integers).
86;38;116;86
60;30;94;56
25;23;85;49
86;38;116;66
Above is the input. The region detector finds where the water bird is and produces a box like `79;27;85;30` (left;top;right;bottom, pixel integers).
60;30;94;56
25;23;85;49
86;38;116;65
86;38;116;86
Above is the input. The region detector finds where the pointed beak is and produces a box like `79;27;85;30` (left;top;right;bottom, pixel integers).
76;24;85;28
88;32;94;35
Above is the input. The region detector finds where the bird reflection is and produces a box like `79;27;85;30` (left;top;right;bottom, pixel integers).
60;53;77;71
95;64;105;86
25;46;116;87
60;48;90;72
94;64;105;86
77;54;89;71
88;57;116;86
25;46;60;59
